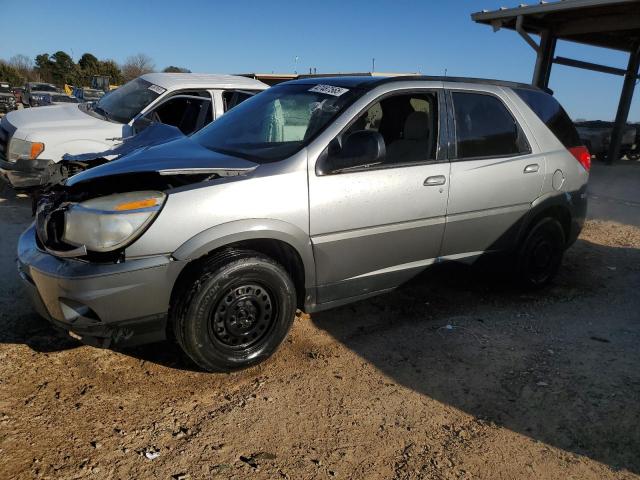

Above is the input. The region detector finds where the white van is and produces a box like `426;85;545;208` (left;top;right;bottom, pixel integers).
0;73;268;188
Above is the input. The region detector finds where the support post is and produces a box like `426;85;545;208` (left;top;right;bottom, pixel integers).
532;30;556;89
607;44;640;164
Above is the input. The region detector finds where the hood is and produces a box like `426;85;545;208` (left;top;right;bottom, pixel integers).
0;92;13;98
5;104;110;132
66;135;258;186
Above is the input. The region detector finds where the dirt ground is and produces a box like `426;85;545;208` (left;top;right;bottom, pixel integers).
1;161;639;480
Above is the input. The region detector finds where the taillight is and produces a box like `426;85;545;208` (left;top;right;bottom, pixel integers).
569;146;591;172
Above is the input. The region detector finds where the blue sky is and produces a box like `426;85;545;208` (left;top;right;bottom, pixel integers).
1;0;638;121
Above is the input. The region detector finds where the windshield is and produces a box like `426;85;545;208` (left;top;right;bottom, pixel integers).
0;84;10;93
32;83;57;92
192;83;363;162
92;78;163;124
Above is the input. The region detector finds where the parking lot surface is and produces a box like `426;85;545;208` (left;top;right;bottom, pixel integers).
1;161;639;479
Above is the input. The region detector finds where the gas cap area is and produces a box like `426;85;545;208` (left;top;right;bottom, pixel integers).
552;169;565;190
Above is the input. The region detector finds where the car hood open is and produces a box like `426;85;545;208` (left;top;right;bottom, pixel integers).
66;134;258;187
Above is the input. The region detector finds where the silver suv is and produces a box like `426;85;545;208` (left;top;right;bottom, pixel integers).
17;76;590;371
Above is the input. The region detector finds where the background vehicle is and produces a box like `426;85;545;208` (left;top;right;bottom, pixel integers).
12;86;24;105
72;86;105;103
91;74;119;92
0;73;268;188
23;82;59;107
18;76;589;372
575;120;636;160
0;82;17;113
42;93;80;106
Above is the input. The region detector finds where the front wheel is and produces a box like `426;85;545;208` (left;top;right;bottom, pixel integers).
171;250;297;372
516;217;566;289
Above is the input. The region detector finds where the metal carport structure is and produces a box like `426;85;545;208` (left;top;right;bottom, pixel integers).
472;0;640;163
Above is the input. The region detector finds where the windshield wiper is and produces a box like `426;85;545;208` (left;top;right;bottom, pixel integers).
92;105;111;120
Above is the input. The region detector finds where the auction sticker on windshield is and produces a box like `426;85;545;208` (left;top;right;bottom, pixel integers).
308;84;349;97
147;84;166;95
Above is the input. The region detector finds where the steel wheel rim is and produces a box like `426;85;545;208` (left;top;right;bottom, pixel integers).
209;283;276;349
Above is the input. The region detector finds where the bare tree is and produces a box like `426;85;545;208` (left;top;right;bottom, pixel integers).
9;54;34;81
121;53;155;82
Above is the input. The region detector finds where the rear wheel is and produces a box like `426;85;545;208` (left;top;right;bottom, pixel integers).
171;249;296;372
516;217;566;288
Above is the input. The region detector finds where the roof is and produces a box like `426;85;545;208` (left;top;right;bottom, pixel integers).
140;73;269;91
472;0;640;52
280;75;542;90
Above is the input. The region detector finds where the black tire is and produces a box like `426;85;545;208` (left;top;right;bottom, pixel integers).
516;217;566;289
171;249;296;372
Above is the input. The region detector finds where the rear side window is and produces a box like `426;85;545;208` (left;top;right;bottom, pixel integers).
514;88;581;148
451;92;529;159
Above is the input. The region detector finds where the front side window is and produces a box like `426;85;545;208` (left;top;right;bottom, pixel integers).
341;92;438;166
193;84;363;162
452;92;529;159
90;78;163;124
142;94;212;135
222;90;259;112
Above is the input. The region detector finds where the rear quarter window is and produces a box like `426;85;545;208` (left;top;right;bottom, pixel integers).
514;88;581;149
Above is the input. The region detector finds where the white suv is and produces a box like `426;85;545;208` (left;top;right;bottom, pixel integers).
0;73;268;188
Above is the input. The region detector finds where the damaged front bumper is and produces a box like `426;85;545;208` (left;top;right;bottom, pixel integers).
17;225;186;347
0;158;55;189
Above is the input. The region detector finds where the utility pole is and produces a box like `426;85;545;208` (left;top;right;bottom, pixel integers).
372;58;375;72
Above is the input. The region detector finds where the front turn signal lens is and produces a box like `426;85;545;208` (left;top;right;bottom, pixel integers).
30;142;45;160
114;197;162;211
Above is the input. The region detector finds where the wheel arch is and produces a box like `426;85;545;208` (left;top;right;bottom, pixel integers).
171;219;316;309
517;193;573;249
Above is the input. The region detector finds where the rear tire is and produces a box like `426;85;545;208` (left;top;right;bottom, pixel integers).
171;249;296;372
516;217;566;289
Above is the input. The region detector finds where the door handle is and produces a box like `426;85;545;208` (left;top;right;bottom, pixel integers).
424;175;446;186
524;164;539;174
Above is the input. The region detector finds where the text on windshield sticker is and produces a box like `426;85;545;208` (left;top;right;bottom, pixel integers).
148;84;166;95
308;84;349;97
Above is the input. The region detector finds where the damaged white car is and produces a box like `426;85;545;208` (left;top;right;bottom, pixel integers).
0;73;267;189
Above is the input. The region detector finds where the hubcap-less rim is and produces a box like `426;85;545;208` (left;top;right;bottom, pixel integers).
529;238;555;283
210;283;274;349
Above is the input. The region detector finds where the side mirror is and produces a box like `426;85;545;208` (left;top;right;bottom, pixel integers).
324;130;386;173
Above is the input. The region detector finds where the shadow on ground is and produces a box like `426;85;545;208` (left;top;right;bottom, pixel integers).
311;237;640;473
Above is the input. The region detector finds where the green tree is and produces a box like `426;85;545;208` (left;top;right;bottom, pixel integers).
49;51;80;85
163;66;191;73
98;59;123;85
78;53;100;85
34;53;53;82
0;61;24;86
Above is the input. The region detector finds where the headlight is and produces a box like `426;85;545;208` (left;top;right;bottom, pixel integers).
62;191;166;252
7;138;45;162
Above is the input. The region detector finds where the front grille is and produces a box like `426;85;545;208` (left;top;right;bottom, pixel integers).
0;119;16;161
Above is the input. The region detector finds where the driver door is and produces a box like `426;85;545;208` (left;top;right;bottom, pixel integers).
309;89;450;304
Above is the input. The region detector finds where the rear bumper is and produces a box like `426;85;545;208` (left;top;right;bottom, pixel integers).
17;225;186;347
0;158;54;189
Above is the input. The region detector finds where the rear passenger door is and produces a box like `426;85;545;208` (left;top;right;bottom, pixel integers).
442;87;545;257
